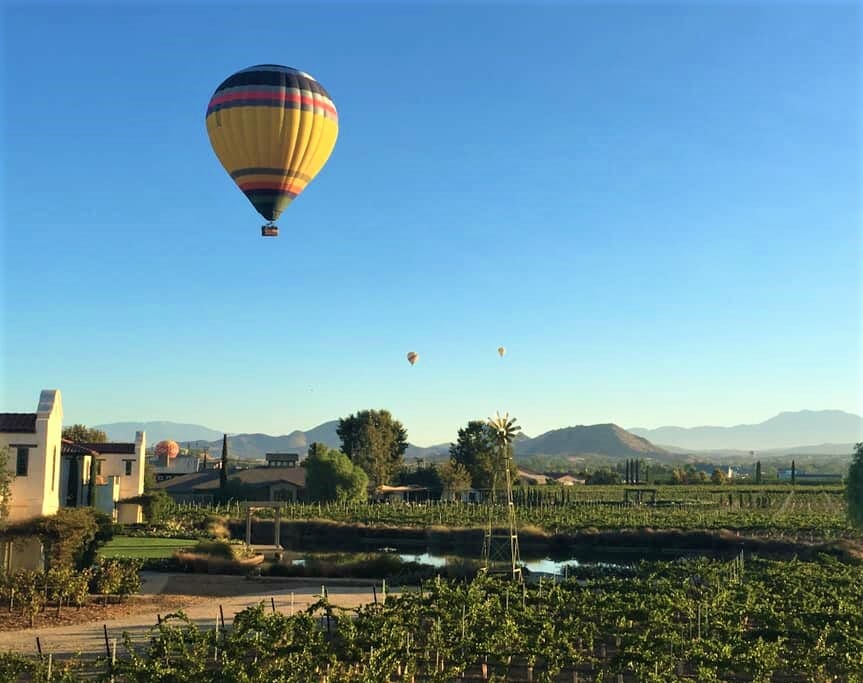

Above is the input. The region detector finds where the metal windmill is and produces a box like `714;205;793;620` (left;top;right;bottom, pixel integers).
480;411;523;582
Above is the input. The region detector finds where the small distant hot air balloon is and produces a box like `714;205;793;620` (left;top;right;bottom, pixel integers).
406;352;419;366
498;346;506;357
154;440;180;460
205;64;339;237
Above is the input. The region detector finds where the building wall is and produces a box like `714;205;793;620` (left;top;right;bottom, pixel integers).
94;477;120;519
268;482;300;502
0;389;63;522
95;431;146;502
0;537;45;572
117;502;143;524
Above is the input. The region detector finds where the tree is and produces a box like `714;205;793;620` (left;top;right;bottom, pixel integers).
304;443;368;503
671;467;687;484
438;459;472;500
846;442;863;529
711;468;727;485
219;434;228;496
0;445;11;522
143;462;157;491
586;468;621;485
62;424;107;443
449;420;517;491
791;460;796;485
337;409;408;488
397;462;443;498
755;460;762;485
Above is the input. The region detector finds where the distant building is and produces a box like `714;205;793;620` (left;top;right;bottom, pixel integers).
266;452;300;468
150;454;203;482
516;467;549;486
555;474;586;486
777;469;843;483
373;484;430;503
154;465;306;503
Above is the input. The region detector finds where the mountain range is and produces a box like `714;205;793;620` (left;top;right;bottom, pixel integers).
94;409;861;462
628;410;863;452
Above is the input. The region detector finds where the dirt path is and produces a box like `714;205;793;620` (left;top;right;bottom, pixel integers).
0;573;399;657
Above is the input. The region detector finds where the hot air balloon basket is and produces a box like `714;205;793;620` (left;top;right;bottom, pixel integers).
261;224;279;237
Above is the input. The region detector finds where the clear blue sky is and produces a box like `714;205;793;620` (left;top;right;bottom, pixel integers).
1;1;860;445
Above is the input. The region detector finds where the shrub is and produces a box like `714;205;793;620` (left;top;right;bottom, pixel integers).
14;570;46;627
92;558;124;603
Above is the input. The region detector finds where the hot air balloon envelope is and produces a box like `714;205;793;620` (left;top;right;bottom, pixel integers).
205;64;339;230
154;440;180;460
498;346;506;357
407;352;419;365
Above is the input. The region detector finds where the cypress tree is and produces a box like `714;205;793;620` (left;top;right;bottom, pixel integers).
220;434;228;495
755;460;762;485
791;460;796;485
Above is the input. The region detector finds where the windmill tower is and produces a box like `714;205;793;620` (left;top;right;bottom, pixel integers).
481;411;523;582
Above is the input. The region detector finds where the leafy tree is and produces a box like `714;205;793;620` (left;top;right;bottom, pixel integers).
305;443;368;503
61;424;107;443
586;468;622;485
397;462;443;498
0;445;11;522
337;410;408;487
438;459;473;500
449;420;517;491
847;442;863;529
143;462;157;491
711;468;727;485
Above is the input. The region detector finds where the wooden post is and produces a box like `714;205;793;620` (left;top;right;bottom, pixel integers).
110;638;117;683
274;507;281;547
245;507;252;545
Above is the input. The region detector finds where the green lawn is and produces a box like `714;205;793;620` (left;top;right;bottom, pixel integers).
99;536;198;559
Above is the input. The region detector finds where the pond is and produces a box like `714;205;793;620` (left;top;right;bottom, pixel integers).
280;544;731;577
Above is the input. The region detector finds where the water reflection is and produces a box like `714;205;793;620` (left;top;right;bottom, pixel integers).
285;550;623;576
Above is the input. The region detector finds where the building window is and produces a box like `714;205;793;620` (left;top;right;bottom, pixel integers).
95;460;103;476
51;446;57;491
124;460;133;476
16;448;29;476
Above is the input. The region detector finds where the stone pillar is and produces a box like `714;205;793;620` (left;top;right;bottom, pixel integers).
274;508;281;548
245;507;252;545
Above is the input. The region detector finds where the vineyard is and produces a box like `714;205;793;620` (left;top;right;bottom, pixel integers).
2;555;861;682
158;486;853;542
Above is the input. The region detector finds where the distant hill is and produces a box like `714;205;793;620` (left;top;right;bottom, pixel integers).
629;410;863;451
515;424;669;459
95;421;223;444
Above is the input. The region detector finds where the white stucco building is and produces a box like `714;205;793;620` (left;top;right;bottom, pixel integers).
0;389;64;522
1;389;147;569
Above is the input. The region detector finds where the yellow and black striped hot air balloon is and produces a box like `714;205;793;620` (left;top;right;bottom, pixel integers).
205;64;339;237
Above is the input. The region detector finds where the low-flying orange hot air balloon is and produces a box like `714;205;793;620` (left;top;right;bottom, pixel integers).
154;440;180;460
406;352;419;366
205;64;339;237
498;346;506;357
